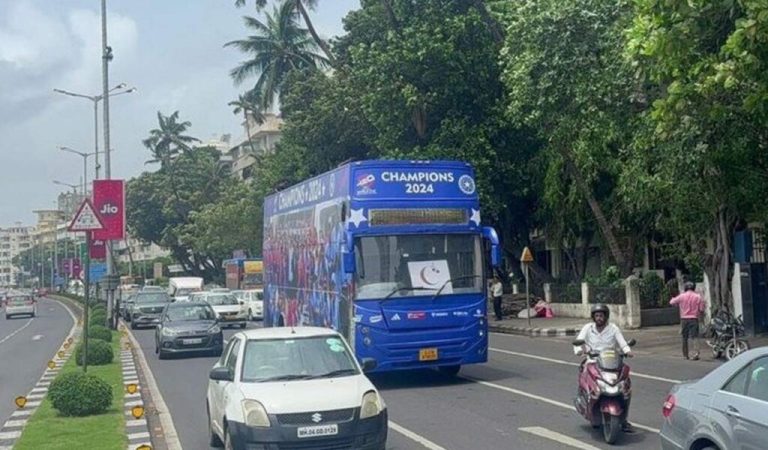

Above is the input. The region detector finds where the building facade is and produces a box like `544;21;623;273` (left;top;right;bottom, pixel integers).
0;224;35;287
228;113;283;180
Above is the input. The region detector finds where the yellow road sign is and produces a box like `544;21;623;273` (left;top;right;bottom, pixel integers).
15;396;27;408
520;246;534;263
131;405;145;419
126;383;139;394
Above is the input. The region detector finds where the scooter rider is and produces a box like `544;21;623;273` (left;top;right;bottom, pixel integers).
574;303;635;433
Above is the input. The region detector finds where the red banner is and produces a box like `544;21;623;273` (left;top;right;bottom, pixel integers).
92;180;125;240
90;238;107;259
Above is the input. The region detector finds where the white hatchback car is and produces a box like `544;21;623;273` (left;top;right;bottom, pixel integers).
205;293;248;329
207;327;387;450
5;295;36;319
233;289;264;321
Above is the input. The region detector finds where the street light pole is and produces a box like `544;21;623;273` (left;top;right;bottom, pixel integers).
59;147;92;197
102;0;116;329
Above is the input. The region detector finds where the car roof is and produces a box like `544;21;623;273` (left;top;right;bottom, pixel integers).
168;301;210;308
234;327;341;340
694;347;768;389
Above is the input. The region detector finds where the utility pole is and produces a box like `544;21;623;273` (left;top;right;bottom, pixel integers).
101;0;116;329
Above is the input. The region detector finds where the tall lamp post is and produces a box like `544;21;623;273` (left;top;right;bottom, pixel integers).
58;147;94;197
53;85;136;179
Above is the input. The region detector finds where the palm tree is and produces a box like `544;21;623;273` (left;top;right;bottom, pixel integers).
234;0;337;68
226;1;328;108
142;111;200;166
228;89;266;156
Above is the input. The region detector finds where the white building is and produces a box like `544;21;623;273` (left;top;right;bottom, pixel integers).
227;113;283;180
0;223;35;287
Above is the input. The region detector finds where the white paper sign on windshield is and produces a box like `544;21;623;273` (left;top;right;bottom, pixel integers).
407;260;452;294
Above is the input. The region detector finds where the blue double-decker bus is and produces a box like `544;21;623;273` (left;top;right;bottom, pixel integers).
262;160;500;373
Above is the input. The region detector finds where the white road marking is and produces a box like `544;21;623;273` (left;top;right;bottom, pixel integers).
3;420;27;428
32;334;43;341
520;426;602;450
0;319;34;345
489;347;682;384
389;421;448;450
461;376;661;434
0;431;21;440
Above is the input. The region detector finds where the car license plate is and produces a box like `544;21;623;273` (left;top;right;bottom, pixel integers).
182;338;203;345
297;424;338;438
419;348;438;361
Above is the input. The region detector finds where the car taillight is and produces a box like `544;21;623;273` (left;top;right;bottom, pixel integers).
662;394;676;418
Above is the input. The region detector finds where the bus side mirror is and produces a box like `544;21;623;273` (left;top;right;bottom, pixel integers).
343;231;356;274
482;227;501;267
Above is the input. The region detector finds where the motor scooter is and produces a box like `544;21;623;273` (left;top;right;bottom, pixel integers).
572;338;636;444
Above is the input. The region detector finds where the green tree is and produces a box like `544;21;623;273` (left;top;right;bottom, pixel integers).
142;111;200;166
226;1;328;108
498;0;644;276
623;0;768;309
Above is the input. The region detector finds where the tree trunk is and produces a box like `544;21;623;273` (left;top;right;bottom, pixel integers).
244;112;257;157
381;0;400;31
560;150;630;275
296;1;338;68
470;0;504;44
707;206;734;312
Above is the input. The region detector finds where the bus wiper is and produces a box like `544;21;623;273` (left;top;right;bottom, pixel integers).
430;275;481;301
307;369;358;379
383;286;436;301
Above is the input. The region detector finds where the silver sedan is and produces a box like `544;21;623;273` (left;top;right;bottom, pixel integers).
660;347;768;450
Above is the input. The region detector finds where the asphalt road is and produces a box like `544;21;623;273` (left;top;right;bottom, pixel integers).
0;297;74;425
132;323;720;450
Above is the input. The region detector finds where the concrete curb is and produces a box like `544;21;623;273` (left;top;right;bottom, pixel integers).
120;335;152;450
489;324;580;337
0;297;81;450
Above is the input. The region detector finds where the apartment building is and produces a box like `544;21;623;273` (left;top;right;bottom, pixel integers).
0;224;35;287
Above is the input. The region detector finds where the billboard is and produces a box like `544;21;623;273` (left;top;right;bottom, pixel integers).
92;180;125;240
89;238;106;259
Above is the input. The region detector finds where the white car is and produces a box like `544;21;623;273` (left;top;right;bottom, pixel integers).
5;295;36;319
233;289;264;321
206;327;387;450
205;293;248;328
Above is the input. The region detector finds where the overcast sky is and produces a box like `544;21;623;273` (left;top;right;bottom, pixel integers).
0;0;358;227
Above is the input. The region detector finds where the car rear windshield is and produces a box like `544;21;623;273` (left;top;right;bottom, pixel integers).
206;294;238;306
165;305;215;321
8;296;32;305
135;293;171;303
241;336;359;382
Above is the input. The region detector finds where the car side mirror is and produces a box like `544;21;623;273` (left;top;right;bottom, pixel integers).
627;339;636;347
360;358;377;373
209;367;233;382
572;339;585;346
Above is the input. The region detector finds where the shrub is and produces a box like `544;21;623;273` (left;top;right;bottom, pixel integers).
75;338;114;366
88;325;113;343
89;311;107;327
639;272;666;309
90;304;106;314
49;371;112;416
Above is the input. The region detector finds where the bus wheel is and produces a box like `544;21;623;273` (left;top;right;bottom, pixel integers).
438;365;461;376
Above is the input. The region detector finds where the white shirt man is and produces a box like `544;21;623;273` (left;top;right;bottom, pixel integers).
573;321;632;355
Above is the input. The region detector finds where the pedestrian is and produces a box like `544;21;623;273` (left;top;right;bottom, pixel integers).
670;281;706;360
491;276;503;321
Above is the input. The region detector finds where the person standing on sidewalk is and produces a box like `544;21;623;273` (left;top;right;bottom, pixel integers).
491;276;504;321
670;281;706;360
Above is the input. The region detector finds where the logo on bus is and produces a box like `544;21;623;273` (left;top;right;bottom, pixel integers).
458;175;476;195
356;173;377;195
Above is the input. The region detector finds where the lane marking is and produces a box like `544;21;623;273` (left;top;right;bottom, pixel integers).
32;334;43;341
0;318;34;345
520;426;602;450
389;421;448;450
489;347;682;384
461;376;660;434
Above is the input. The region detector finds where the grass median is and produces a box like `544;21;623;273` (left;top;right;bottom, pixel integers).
14;330;126;450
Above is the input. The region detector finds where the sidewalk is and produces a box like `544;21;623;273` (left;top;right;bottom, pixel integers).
489;315;768;359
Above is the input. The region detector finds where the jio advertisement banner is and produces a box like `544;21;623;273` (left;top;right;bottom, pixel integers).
89;237;107;259
92;180;125;240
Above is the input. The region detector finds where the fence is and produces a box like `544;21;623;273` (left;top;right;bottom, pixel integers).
542;278;641;329
548;283;583;304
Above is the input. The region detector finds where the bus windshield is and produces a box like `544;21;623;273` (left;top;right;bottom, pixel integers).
354;233;483;300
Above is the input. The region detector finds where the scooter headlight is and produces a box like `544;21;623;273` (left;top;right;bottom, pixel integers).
597;379;620;395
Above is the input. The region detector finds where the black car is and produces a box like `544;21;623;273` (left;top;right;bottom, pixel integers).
154;302;224;359
130;292;173;329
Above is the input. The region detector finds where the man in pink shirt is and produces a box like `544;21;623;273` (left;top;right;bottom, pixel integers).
670;282;706;360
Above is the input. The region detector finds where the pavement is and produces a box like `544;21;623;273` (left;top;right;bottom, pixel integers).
126;318;752;450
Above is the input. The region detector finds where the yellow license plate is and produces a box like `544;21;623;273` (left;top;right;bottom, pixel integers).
419;348;438;361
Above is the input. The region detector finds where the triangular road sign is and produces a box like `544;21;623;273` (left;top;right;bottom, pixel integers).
68;199;105;232
520;246;534;263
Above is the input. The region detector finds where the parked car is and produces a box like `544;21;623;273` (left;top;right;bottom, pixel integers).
154;302;224;359
129;292;173;329
660;346;768;450
233;289;264;321
5;295;36;319
207;327;387;450
204;293;247;328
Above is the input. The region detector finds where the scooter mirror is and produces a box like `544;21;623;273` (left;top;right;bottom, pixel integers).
627;338;637;347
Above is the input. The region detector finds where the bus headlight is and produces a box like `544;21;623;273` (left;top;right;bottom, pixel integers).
242;400;271;427
360;391;385;419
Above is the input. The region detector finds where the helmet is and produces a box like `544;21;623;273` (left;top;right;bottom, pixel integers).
590;303;610;320
684;282;695;291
